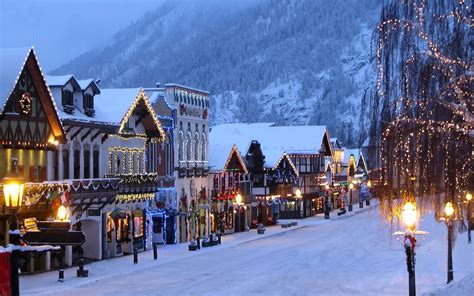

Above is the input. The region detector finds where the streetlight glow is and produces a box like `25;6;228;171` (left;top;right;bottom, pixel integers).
444;202;454;217
295;189;302;198
402;202;417;227
57;205;68;221
349;183;354;190
367;180;372;188
466;193;472;201
235;193;242;205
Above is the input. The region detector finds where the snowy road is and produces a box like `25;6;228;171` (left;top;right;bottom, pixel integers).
22;206;474;296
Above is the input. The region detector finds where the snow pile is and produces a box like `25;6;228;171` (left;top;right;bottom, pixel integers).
423;272;474;296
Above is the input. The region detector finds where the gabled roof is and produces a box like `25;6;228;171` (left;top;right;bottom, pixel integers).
0;47;31;113
209;123;331;169
77;78;100;94
273;153;299;177
221;144;248;174
117;89;165;141
0;47;66;143
343;148;368;175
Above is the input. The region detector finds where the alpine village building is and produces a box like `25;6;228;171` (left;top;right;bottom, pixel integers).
1;47;370;279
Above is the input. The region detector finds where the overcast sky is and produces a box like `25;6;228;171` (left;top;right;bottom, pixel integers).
0;0;161;72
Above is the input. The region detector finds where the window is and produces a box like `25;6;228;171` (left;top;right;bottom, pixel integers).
83;94;94;109
62;90;73;106
53;150;59;180
74;148;80;179
186;132;192;161
93;149;99;178
178;131;184;161
194;133;199;161
201;133;206;161
63;149;69;179
84;147;90;178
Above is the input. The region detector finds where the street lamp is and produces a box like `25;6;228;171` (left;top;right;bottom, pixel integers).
366;180;372;206
444;202;454;284
401;202;417;296
295;188;302;198
235;193;242;205
348;183;354;212
466;193;472;244
2;158;24;296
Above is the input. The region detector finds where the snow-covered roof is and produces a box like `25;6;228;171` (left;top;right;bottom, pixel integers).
45;74;75;86
257;125;329;168
343;148;361;165
0;47;31;113
77;78;100;94
94;88;143;124
165;83;209;95
209;123;274;170
209;123;330;170
57;88;141;125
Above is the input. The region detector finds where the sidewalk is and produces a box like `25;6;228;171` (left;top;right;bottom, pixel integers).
20;201;378;295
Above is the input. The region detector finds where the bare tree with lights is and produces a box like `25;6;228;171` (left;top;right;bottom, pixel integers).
368;0;472;221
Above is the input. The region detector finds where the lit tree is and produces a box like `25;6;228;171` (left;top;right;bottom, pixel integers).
369;0;472;221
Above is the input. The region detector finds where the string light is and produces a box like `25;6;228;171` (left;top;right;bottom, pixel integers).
372;0;471;222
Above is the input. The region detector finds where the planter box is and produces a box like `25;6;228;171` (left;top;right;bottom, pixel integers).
281;224;288;228
257;229;265;234
202;240;211;248
291;221;298;226
188;245;198;251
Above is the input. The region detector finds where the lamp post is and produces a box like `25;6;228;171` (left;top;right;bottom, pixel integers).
444;202;454;284
366;180;372;206
2;158;24;296
401;202;417;296
324;184;330;219
466;193;472;244
295;188;302;218
348;183;354;212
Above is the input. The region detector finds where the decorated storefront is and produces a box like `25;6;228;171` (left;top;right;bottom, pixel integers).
210;145;251;234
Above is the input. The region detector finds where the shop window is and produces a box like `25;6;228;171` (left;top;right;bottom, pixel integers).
107;217;114;243
133;211;144;238
116;216;130;242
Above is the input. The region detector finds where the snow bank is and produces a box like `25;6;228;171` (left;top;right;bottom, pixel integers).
423;272;474;296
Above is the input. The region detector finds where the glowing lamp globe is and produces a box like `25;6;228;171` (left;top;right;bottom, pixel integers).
401;202;417;227
349;183;354;190
2;158;24;209
367;180;372;188
444;202;454;217
235;194;242;205
325;184;330;190
57;205;68;221
295;189;302;198
466;193;472;202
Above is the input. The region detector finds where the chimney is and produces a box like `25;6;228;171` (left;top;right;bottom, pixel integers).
156;82;161;88
95;79;101;85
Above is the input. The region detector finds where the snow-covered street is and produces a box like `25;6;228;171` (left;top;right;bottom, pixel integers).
20;205;474;296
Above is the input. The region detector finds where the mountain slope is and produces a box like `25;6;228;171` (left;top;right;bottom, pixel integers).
53;0;381;147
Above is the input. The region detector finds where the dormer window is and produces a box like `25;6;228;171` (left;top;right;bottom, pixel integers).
62;89;73;106
62;89;74;114
83;94;95;116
